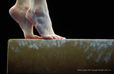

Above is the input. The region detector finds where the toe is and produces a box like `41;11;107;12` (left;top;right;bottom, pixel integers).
56;35;66;39
33;35;43;39
41;35;66;39
62;37;66;39
43;36;53;39
52;36;58;39
35;37;43;39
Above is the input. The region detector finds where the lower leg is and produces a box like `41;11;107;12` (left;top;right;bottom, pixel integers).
26;0;66;39
9;0;43;39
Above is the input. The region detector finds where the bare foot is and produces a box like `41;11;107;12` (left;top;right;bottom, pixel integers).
9;0;42;39
40;34;66;39
25;35;43;39
26;0;66;39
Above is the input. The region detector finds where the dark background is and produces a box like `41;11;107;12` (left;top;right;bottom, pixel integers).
1;0;114;73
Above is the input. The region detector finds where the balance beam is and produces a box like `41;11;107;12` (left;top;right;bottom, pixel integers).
7;39;114;73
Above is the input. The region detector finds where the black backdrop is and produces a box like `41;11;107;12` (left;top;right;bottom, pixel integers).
1;0;114;73
7;0;114;39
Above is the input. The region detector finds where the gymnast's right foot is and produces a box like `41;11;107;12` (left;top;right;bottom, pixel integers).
26;0;66;39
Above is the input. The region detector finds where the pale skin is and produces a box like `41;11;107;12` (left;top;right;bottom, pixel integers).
9;0;66;39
